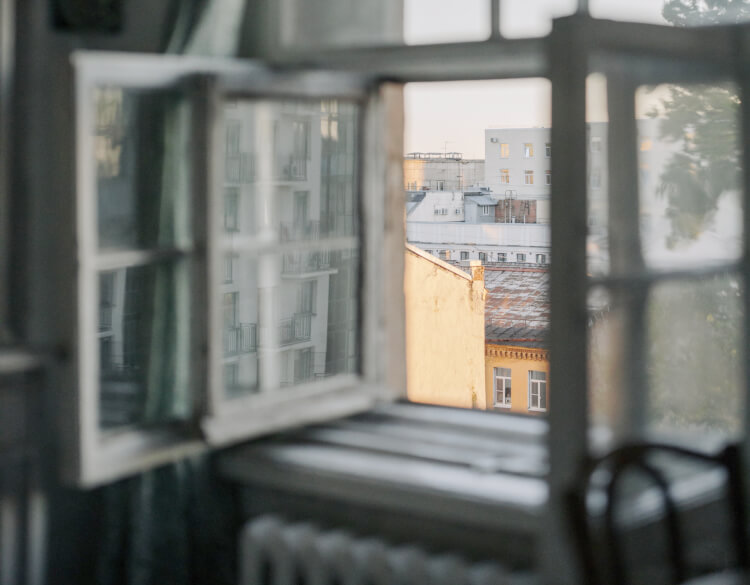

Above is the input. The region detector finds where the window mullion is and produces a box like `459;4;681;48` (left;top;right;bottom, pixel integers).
606;65;648;441
739;31;750;475
546;16;590;585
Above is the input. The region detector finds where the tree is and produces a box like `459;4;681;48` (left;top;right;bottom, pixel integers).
654;0;750;247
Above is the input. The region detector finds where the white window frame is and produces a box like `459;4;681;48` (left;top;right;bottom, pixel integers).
545;143;551;158
500;143;509;158
481;205;491;215
68;52;400;487
494;367;512;408
517;253;526;263
545;170;552;185
524;143;534;158
528;370;547;412
500;169;510;184
524;170;534;185
460;251;469;260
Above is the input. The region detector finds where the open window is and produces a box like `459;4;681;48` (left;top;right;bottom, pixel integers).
68;53;398;486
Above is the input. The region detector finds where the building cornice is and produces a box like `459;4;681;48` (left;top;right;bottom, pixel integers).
485;343;549;362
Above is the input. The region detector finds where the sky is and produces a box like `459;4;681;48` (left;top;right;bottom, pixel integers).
403;0;669;158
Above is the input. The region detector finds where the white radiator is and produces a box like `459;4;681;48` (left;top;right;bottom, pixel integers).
241;516;536;585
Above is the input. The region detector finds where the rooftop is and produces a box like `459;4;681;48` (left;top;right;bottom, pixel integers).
483;267;549;345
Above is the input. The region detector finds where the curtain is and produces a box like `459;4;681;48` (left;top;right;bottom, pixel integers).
98;3;249;584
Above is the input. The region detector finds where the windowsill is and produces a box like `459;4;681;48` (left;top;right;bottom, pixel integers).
494;403;512;409
528;407;547;413
219;401;548;556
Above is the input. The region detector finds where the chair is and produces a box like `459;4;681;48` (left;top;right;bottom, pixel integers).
567;442;749;585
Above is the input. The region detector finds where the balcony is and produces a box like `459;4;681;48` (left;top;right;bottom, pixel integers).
275;156;307;181
225;153;255;183
279;220;320;242
279;313;312;346
282;250;331;275
223;323;258;356
99;305;113;331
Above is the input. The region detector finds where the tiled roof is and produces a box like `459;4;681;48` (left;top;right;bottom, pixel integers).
483;268;549;344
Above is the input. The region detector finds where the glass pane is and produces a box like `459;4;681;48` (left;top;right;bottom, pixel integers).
588;274;744;442
221;255;259;398
222;100;359;241
276;247;360;388
646;275;743;438
500;0;577;39
586;73;610;278
98;260;192;429
219;97;361;397
404;0;490;44
94;86;192;251
636;83;742;269
590;0;750;27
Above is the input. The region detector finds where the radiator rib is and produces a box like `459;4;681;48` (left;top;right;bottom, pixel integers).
241;516;535;585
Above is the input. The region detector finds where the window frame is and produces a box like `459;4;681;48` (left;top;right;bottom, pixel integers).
68;52;400;487
528;370;547;412
524;143;534;158
500;143;510;158
524;170;534;185
494;366;512;408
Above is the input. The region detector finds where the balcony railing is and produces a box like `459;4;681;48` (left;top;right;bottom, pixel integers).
223;323;258;356
279;313;312;346
282;250;331;274
275;157;307;181
279;220;321;242
225;153;255;183
99;305;113;331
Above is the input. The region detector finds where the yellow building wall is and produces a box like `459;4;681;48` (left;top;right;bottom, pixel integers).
485;344;549;416
405;245;487;409
403;159;425;190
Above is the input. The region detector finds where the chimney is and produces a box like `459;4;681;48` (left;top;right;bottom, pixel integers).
469;260;484;283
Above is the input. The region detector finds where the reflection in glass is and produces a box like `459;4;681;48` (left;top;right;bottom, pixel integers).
98;261;191;429
636;84;742;269
588;275;743;439
646;275;742;437
221;99;359;242
221;255;259;398
278;248;359;387
219;97;360;398
94;86;192;251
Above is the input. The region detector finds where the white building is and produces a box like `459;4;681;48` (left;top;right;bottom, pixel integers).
406;190;466;222
484;128;552;198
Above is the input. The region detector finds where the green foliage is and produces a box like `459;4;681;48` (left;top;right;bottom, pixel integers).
662;0;750;27
654;0;749;246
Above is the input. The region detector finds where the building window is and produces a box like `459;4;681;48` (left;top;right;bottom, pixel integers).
524;170;534;185
455;208;462;215
436;180;445;191
536;254;546;264
517;253;526;262
441;208;448;215
460;251;469;260
481;205;491;215
545;170;552;185
223;255;235;283
298;281;317;315
500;169;510;184
479;252;487;262
500;143;509;158
545;143;551;157
494;367;512;408
524;143;534;157
439;250;448;260
591;170;601;189
591;136;602;152
528;371;547;411
498;252;507;262
224;187;239;231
